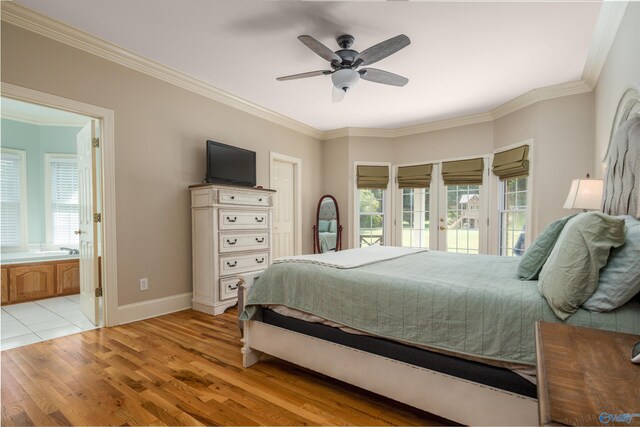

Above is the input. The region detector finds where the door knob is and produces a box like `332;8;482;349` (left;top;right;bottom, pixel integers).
74;230;82;235
439;226;446;231
439;218;445;222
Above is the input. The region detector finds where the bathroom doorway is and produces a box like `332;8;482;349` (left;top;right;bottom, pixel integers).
1;96;105;350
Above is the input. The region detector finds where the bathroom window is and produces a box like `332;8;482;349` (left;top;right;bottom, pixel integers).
1;148;27;249
45;154;79;247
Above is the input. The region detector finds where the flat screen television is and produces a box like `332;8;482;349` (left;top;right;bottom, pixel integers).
206;140;256;187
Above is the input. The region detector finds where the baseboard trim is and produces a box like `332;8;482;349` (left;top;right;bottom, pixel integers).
117;292;193;325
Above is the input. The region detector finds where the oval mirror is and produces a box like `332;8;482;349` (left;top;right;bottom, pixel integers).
314;195;342;253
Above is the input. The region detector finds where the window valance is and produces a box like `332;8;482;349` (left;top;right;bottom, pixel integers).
441;158;484;185
356;165;389;189
492;145;529;180
397;164;433;188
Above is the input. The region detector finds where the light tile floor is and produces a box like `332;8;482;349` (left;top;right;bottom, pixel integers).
1;295;101;351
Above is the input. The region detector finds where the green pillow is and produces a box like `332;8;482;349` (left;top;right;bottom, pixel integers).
538;212;626;320
517;214;576;280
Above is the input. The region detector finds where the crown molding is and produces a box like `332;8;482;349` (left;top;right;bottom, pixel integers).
0;2;324;140
582;1;629;89
490;80;592;120
2;2;608;142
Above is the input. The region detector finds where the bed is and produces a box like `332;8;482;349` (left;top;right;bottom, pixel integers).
238;84;640;426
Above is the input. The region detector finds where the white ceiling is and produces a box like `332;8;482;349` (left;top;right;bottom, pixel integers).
15;0;602;132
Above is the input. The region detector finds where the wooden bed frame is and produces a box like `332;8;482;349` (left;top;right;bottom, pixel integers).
239;83;640;426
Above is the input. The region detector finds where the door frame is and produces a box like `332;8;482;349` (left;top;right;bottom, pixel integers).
269;151;302;256
2;82;119;326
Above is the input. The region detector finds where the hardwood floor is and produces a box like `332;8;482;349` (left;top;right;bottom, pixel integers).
1;308;450;426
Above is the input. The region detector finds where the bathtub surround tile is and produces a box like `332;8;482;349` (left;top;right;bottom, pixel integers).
1;333;42;351
1;321;31;340
36;325;83;341
28;317;74;332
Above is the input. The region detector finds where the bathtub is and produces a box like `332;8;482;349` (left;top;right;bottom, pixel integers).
1;250;79;265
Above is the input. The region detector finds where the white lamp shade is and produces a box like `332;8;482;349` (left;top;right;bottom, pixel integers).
563;178;604;210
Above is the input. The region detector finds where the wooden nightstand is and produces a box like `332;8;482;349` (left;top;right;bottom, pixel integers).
535;321;640;426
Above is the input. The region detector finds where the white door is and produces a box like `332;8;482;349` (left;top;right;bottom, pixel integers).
271;159;295;258
77;120;100;325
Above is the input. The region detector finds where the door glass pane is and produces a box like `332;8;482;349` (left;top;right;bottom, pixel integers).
359;188;384;247
445;185;480;254
401;188;430;249
499;177;527;256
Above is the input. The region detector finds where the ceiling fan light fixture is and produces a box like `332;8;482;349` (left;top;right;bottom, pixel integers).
331;69;360;92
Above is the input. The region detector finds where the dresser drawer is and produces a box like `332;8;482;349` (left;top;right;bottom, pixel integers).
219;210;269;230
219;231;269;253
219;277;240;300
220;252;269;276
219;189;270;207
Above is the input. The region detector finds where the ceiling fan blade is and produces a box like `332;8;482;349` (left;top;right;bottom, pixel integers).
355;34;410;66
276;70;333;81
359;68;408;87
332;86;346;103
298;35;341;64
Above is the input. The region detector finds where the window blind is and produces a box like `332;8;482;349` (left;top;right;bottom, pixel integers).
49;157;79;246
1;151;24;247
356;165;389;189
397;164;433;188
441;158;485;185
492;145;529;180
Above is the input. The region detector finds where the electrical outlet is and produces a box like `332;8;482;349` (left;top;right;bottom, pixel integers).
139;277;149;291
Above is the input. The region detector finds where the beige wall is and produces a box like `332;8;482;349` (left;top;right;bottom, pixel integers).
322;137;350;249
1;24;323;306
594;2;640;177
329;93;594;251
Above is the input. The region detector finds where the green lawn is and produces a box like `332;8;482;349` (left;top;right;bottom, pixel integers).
363;228;480;252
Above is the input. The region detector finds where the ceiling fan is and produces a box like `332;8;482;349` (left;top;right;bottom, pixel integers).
276;34;411;102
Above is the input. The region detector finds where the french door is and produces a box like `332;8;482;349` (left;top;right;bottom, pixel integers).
395;160;489;253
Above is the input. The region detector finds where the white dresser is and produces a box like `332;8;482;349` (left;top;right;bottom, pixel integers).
189;183;275;315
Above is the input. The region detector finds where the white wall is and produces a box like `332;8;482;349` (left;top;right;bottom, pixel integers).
594;2;640;177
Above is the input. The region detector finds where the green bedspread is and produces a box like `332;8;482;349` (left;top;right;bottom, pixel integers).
241;251;640;365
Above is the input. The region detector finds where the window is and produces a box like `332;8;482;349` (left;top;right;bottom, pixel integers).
45;154;79;247
445;184;481;254
358;188;385;247
401;188;430;248
499;176;527;256
1;148;27;249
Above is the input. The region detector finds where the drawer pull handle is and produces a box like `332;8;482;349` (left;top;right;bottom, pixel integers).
226;261;238;268
256;257;265;264
255;237;265;243
230;196;235;200
227;283;239;291
226;238;238;245
258;198;263;202
255;217;265;223
227;216;237;223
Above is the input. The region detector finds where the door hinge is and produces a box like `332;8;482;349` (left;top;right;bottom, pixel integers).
95;287;103;297
487;218;490;226
92;137;100;148
94;213;102;223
